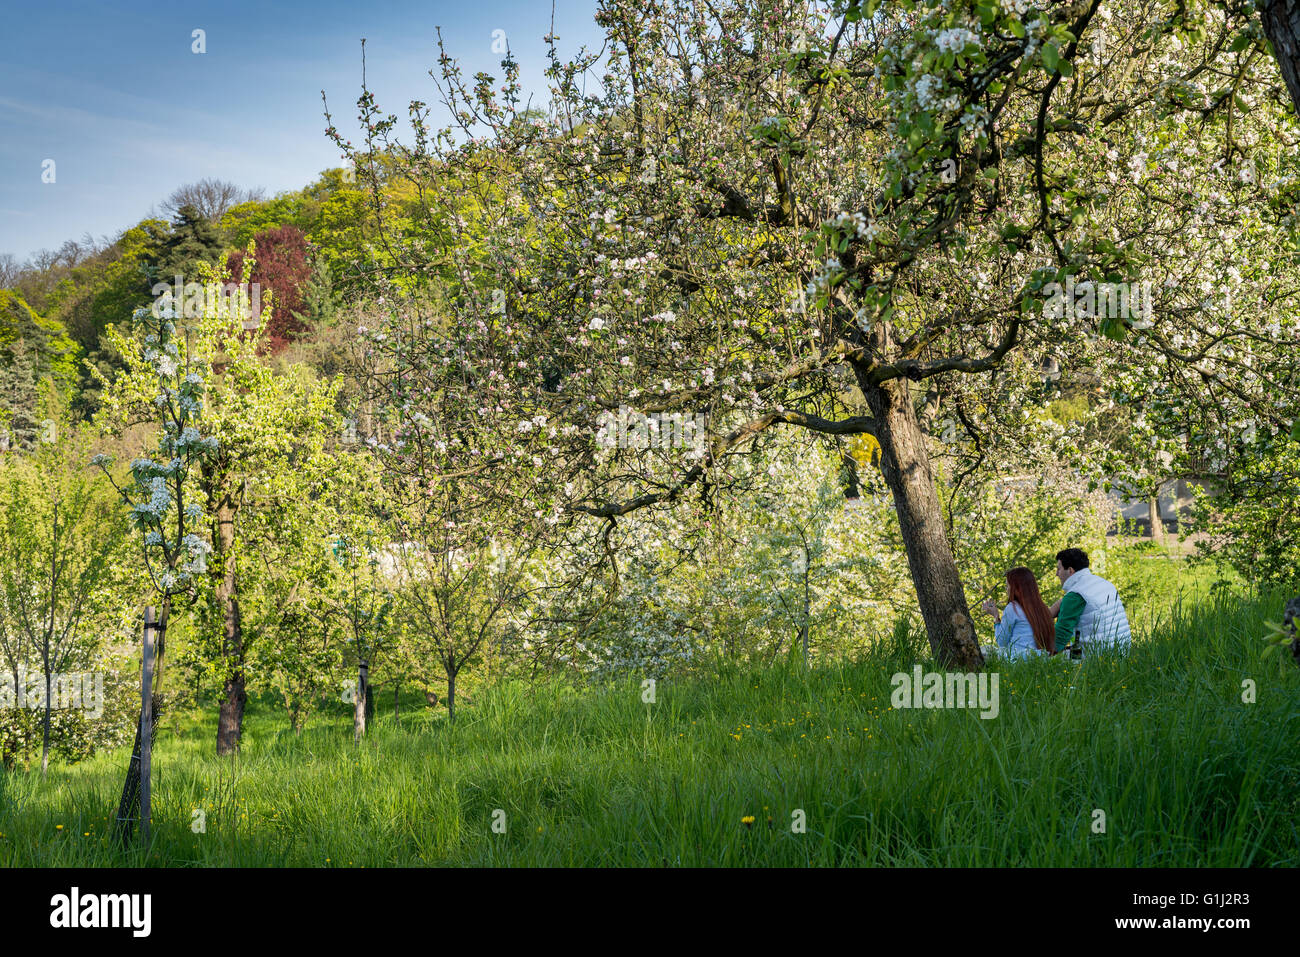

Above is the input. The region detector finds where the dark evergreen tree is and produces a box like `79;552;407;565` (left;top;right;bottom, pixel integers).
153;203;225;285
290;255;339;329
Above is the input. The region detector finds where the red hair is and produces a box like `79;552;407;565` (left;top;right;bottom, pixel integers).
1006;567;1057;654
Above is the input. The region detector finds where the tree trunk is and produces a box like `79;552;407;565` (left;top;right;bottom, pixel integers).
42;503;58;778
216;672;246;756
1148;493;1164;542
447;670;456;723
1262;1;1300;120
859;376;983;670
41;670;51;776
393;681;400;720
354;660;368;742
214;497;245;756
114;600;169;847
839;439;862;499
801;556;810;668
3;665;19;770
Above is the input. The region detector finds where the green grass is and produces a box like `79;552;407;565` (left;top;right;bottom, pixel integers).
1;585;1297;866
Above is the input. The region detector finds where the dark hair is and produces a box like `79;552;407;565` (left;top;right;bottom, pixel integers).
1006;567;1056;654
1056;548;1089;573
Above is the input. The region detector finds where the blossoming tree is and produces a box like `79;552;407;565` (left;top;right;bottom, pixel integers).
328;0;1300;668
92;299;219;842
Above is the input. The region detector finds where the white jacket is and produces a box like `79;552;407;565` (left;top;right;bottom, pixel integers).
1062;568;1132;649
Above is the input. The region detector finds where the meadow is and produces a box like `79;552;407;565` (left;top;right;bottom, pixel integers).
2;560;1296;868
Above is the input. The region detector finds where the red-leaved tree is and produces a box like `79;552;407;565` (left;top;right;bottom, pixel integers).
227;225;311;350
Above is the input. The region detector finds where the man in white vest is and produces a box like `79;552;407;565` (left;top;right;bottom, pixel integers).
1050;548;1132;655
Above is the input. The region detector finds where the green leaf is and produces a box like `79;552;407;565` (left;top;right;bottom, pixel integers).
1008;19;1025;39
1042;43;1060;73
1100;318;1127;341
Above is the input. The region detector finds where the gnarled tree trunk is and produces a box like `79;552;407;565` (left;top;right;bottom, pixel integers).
859;374;983;671
1262;1;1300;119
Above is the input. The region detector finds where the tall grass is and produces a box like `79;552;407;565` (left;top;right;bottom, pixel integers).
1;587;1296;866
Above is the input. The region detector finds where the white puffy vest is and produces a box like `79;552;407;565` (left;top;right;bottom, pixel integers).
1063;569;1132;649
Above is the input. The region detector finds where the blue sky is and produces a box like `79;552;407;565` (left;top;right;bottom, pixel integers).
0;0;602;262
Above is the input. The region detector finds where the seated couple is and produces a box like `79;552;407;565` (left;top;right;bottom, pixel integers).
978;548;1132;661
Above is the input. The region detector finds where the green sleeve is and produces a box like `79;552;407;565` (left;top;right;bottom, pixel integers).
1056;591;1086;647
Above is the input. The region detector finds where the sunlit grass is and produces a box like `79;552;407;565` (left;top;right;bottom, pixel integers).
1;585;1296;866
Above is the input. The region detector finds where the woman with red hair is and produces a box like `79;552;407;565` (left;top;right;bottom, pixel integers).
980;566;1058;659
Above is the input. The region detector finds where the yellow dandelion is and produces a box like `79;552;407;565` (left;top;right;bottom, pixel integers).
741;815;755;826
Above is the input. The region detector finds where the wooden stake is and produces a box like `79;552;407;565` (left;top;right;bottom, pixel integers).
141;607;155;843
